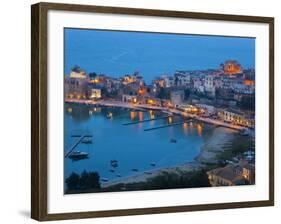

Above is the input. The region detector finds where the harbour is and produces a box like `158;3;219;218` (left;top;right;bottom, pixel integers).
65;98;247;131
63;28;256;193
64;105;237;186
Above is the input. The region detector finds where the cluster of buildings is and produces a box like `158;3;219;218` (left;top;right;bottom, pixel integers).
65;62;256;186
65;60;255;128
207;159;255;186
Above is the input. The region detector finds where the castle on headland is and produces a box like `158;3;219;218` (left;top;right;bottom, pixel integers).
220;60;242;75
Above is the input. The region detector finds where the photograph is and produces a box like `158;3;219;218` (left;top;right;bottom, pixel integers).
63;28;256;194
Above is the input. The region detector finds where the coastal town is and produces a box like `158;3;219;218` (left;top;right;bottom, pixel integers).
64;60;255;191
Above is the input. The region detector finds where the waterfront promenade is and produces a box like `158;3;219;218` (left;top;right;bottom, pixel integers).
65;98;247;131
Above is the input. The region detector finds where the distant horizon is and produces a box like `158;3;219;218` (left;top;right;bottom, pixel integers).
64;28;255;82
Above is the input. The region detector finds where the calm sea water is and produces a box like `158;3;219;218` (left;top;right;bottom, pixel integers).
64;105;214;182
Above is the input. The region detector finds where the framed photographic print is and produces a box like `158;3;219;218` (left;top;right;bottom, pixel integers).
31;2;274;221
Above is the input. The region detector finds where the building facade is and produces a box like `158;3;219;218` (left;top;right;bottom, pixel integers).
89;88;102;99
220;60;243;75
218;109;254;127
204;75;216;97
174;71;191;86
122;94;137;103
65;76;89;99
170;90;184;106
207;161;255;186
162;75;175;88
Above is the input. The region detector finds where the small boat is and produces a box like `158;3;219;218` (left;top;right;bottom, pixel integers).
111;164;118;168
170;138;177;143
101;178;109;182
107;112;113;119
110;160;118;168
81;137;92;144
132;168;139;172
68;151;89;160
150;162;156;167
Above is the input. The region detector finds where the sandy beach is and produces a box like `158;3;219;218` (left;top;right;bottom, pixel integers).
195;127;237;163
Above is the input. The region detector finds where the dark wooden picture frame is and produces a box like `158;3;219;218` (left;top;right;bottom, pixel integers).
31;2;274;221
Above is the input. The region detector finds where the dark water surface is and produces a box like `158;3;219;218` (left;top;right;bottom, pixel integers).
64;105;214;182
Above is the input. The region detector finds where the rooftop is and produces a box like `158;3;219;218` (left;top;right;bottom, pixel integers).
207;161;255;183
207;165;242;182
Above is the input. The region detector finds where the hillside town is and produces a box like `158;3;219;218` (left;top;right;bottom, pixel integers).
65;60;255;130
65;60;255;188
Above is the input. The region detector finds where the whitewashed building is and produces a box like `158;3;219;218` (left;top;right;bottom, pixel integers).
204;75;216;97
192;78;204;93
174;72;191;86
162;75;175;88
89;88;102;99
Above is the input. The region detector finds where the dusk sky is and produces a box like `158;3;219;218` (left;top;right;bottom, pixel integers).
64;28;255;82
